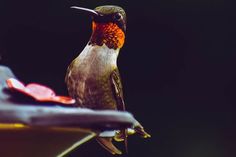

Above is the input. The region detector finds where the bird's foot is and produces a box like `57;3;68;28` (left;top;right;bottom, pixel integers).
97;121;150;155
133;121;151;138
114;121;151;141
134;125;151;138
114;128;135;142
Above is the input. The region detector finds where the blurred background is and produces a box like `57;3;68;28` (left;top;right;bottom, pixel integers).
0;0;236;157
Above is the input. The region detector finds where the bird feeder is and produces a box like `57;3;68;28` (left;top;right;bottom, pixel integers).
0;66;136;157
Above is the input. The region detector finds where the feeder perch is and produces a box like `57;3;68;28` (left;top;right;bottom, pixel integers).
0;66;136;157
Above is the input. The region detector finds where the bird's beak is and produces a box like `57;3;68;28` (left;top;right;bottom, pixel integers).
70;6;99;17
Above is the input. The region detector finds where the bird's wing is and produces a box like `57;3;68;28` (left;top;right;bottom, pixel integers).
110;68;125;111
65;60;77;98
110;68;128;152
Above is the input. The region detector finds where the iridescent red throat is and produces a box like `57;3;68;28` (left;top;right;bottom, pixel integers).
89;22;125;49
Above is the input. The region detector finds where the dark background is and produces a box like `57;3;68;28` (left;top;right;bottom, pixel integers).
1;0;236;157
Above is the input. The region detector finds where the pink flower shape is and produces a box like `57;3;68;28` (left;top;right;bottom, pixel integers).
6;78;75;105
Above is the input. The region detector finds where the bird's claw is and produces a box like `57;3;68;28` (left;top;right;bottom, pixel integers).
97;121;150;155
114;128;135;142
133;125;151;138
114;125;150;142
133;120;151;138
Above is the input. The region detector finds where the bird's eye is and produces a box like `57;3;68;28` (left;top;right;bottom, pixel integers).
114;13;122;21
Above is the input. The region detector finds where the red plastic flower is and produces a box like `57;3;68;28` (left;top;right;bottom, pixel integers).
6;78;75;105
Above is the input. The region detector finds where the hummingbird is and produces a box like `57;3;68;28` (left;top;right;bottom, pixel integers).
65;5;150;155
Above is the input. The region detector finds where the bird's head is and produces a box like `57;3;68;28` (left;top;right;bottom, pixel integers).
71;5;126;49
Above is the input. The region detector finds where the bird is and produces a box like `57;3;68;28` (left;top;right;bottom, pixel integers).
65;5;150;155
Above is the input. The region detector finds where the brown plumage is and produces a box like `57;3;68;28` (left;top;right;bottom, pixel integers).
66;5;150;155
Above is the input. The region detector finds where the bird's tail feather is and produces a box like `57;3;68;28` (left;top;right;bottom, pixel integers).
96;137;122;155
122;129;128;153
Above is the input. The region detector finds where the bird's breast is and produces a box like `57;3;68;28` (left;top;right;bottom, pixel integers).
76;44;118;76
67;44;119;109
